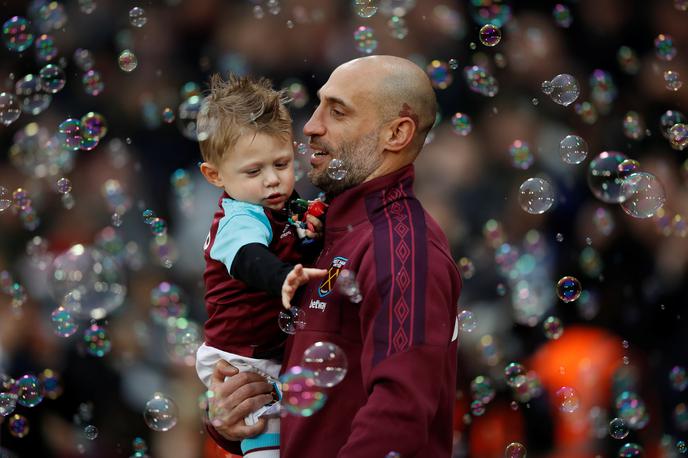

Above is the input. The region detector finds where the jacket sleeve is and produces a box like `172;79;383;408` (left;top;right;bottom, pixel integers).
338;241;461;457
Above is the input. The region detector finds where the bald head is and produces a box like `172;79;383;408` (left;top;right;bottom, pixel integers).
334;56;437;153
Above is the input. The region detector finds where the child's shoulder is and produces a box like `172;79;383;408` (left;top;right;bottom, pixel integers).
220;197;266;217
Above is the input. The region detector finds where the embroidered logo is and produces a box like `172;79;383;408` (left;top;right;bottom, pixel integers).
309;299;327;312
318;256;348;298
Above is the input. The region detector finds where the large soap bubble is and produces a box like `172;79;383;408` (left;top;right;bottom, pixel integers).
587;151;633;203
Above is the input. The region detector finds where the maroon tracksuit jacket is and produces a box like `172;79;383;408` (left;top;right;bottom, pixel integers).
210;165;461;457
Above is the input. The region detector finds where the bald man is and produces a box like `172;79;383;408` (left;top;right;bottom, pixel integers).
206;56;462;457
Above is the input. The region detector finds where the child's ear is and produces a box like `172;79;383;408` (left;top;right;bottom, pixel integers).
199;162;223;188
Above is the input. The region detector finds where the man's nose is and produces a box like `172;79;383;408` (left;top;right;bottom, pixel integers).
303;108;325;137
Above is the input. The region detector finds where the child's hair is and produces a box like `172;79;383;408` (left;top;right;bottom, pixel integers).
197;74;292;164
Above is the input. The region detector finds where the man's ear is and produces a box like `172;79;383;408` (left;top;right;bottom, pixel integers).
199;162;224;188
383;117;416;152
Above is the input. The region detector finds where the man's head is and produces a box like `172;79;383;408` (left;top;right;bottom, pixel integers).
304;55;437;195
198;74;295;210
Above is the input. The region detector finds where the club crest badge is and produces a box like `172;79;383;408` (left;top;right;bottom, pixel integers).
318;256;348;298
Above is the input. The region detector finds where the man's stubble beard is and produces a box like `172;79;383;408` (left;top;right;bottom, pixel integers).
308;130;383;196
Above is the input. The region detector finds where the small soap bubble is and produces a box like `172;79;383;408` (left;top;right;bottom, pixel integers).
40;371;62;400
655;34;676;61
132;437;148;453
620;172;666;219
617;159;640;178
327;159;347;180
84;424;98;440
593;207;614;236
543;316;563;339
505;442;526;458
457;257;475;279
661;110;686;139
518;178;555;214
142;209;156;224
301;341;348;388
266;0;280;15
0;186;12;212
542;74;579;106
670;366;687;391
464;65;499;97
471;399;486;416
81;112;108;140
509;140;533;170
387;16;408;39
556;276;581;302
556;386;579;413
448;58;458;70
479;24;501;46
149;217;167;236
609;417;629;439
279;306;306;334
143;393;178;431
353;26;377;54
82;70;104;96
617;46;640;74
504;362;526;387
162;107;175;123
16;74;51;115
280;366;327;417
79;0;97;14
83;324;111;357
559;135;587;164
336;269;362;303
553;4;572;27
38;64;65;93
470;376;495;404
588;151;633;203
664;71;682;91
0;392;17;416
458;310;477;332
8;414;29;438
678;440;687;454
618;443;644;457
51;306;78;337
35;34;57;62
12;188;31;210
74;48;95;71
58;118;82;151
129;7;147;28
623;111;645;140
0;92;21;126
451;113;472;136
353;0;378;18
118;49;138;72
2;16;34;53
16;375;43;408
150;282;187;324
427;60;453;89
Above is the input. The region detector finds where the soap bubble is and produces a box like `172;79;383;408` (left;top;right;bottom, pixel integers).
623;111;645;140
471;399;486;416
301;341;348;387
178;95;203;141
0;392;17;416
555;386;579;413
165;318;202;366
0;92;21;126
49;244;126;320
278;306;306;334
79;0;96;14
669;123;688;150
504;362;526;387
38;64;65;93
8;414;29;438
51;306;78;337
37;2;68;30
660;110;686;138
81;112;107;141
280;366;327;417
16;74;51;115
150;282;187;324
616;391;649;430
84;424;98;440
353;0;378;18
553;4;572;27
559;135;587;164
469;1;512;27
504;442;526;458
149;217;167;236
16;374;43;408
609;417;629;439
83;324;111;357
387;15;408;39
518;178;555;214
617;46;640;74
457;257;475;279
542;74;579;106
143;393;178;431
479;24;501;46
588;151;633;203
618;443;644;457
427;60;452;89
327;158;347;180
556;276;581;302
162;107;175;123
58;118;82;151
82;70;104;96
464;65;499;97
458;310;477;332
34;33;57;61
451;113;473;136
664;71;682;91
129;7;147;28
353;26;377;54
3;16;34;52
654;34;676;61
74;48;95;71
617;159;640;178
470;376;495;404
669;366;687;391
620;172;666;219
118;49;138;72
509;140;533;170
543;316;563;339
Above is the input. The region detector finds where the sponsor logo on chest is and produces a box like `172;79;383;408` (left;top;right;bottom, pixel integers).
309;299;327;312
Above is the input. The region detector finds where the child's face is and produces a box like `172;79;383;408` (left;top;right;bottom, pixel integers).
201;132;296;211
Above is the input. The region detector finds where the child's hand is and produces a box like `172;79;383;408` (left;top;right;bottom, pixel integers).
304;214;324;239
282;264;327;309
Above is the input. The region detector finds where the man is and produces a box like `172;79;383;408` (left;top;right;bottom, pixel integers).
206;55;462;457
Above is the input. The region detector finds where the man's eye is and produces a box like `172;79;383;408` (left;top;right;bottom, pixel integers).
331;108;343;117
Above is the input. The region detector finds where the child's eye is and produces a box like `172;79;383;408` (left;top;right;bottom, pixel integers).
245;169;260;176
275;162;289;169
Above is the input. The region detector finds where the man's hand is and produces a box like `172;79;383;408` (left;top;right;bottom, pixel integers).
207;360;274;441
282;264;327;309
304;214;324;239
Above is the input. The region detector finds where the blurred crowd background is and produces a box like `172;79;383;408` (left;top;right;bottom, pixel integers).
1;0;688;457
